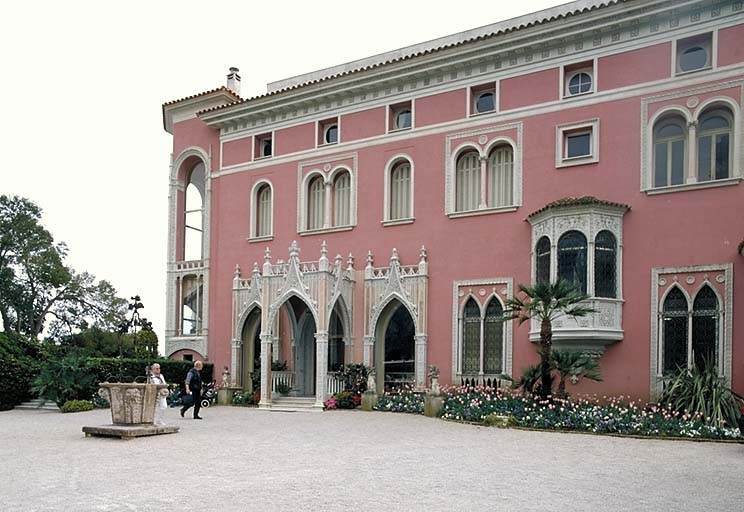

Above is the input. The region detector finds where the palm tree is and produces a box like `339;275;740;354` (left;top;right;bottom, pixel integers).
505;279;595;400
551;350;602;398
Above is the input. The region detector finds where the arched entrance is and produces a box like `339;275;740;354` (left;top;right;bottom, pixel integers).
374;299;415;392
284;295;316;397
240;307;261;391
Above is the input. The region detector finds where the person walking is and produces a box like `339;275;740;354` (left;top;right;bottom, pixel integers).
148;363;168;426
181;360;204;419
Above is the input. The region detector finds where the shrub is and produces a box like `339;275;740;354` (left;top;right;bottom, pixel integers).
32;350;97;407
374;388;425;414
232;390;259;406
275;382;291;396
324;390;360;410
660;359;743;428
0;332;44;410
61;400;94;413
88;358;213;388
337;363;371;394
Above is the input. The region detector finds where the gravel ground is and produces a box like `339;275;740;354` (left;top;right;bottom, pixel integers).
2;406;743;512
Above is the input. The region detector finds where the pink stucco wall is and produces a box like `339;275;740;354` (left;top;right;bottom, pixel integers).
598;43;671;91
341;107;385;142
168;40;744;401
415;89;467;127
717;23;744;67
500;68;559;110
275;122;315;156
222;137;252;167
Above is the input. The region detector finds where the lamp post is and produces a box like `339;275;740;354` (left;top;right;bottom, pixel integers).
117;295;151;382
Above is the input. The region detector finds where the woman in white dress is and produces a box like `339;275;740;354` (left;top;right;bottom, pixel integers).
149;363;167;426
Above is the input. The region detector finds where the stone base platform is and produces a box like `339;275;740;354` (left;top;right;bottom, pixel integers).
82;424;179;440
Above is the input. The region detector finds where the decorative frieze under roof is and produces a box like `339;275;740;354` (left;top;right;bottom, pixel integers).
527;196;630;219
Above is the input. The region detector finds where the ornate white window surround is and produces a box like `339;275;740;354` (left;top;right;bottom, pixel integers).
444;122;523;218
248;179;274;242
382;153;415;225
640;80;743;194
296;153;358;235
528;200;628;353
649;264;733;398
555;118;600;168
451;278;514;385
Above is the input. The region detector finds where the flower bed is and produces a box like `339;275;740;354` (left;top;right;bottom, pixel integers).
440;386;741;440
324;390;361;410
374;388;425;414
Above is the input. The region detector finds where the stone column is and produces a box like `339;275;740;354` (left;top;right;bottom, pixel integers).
314;331;329;408
479;156;488;209
687;120;698;184
414;334;427;390
259;334;273;409
363;335;374;366
230;339;242;388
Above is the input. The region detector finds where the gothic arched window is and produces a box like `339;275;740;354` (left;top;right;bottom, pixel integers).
535;236;551;285
662;287;688;373
462;298;480;374
483;298;504;374
692;285;719;369
557;231;587;294
594;231;617;298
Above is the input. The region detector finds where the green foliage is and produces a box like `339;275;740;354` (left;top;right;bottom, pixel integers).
271;360;288;371
0;194;127;339
440;387;741;440
551;350;602;398
374;388;424;414
512;364;543;395
275;382;291;395
133;329;159;358
61;399;94;413
505;279;594;400
232;390;260;406
660;359;743;428
324;390;361;410
31;350;97;407
0;332;45;410
337;363;371;394
57;326;134;358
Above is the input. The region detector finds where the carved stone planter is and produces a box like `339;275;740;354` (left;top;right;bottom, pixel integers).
98;383;167;425
83;383;179;439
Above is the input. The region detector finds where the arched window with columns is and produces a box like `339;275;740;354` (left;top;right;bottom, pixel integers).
487;144;513;208
389;160;412;221
697;107;733;182
653;114;687;188
254;183;272;238
455;150;480;212
307;175;325;230
332;171;351;227
184;162;205;261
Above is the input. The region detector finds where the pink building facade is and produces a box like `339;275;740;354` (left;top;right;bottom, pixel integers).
162;0;744;409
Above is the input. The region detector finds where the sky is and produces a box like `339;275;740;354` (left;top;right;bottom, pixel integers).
1;0;564;351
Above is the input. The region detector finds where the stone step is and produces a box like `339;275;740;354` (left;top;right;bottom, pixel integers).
15;399;59;411
270;397;320;412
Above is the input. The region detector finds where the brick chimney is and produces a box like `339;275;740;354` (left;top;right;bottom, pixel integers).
226;67;241;96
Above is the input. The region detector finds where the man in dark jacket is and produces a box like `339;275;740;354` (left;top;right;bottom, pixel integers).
180;360;204;419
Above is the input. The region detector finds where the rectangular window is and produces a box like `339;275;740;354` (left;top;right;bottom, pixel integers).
675;33;712;75
555;119;599;168
470;82;496;115
388;101;413;132
254;133;272;159
318;117;339;146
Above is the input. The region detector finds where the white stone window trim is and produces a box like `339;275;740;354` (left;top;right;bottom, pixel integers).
296;154;358;235
451;278;513;383
444;122;523;217
382;153;415;223
649;263;733;398
253;131;275;161
640;84;743;194
555;118;600;168
559;58;598;99
316;117;341;148
387;101;415;134
467;82;498;117
672;31;716;77
248;179;274;241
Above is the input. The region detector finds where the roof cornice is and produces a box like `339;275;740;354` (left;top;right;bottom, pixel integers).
162;87;240;133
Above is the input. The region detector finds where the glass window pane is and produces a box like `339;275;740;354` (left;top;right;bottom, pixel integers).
715;134;729;180
536;237;551;284
476;92;494;113
462;299;480;374
484;300;503;374
566;133;591;158
487;146;513;207
657;123;684;138
325;125;338;144
679;46;708;72
456;152;479;212
333;173;350;226
654;142;668;188
557;231;587;294
394;110;412;129
692;286;718;369
662;287;688;373
700;116;728;132
697;135;712;182
594;231;616;298
671;140;685;185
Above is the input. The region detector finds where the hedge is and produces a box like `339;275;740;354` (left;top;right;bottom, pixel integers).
88;358;214;389
0;332;44;411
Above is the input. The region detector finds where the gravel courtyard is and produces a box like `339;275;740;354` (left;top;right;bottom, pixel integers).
2;406;743;511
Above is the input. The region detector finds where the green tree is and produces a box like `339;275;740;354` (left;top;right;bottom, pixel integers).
551;350;602;398
0;195;127;339
505;279;595;400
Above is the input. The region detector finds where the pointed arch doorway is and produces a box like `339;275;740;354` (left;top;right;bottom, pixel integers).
374;299;415;392
240;307;261;391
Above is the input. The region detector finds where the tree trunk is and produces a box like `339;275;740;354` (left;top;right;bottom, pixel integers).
539;317;553;400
